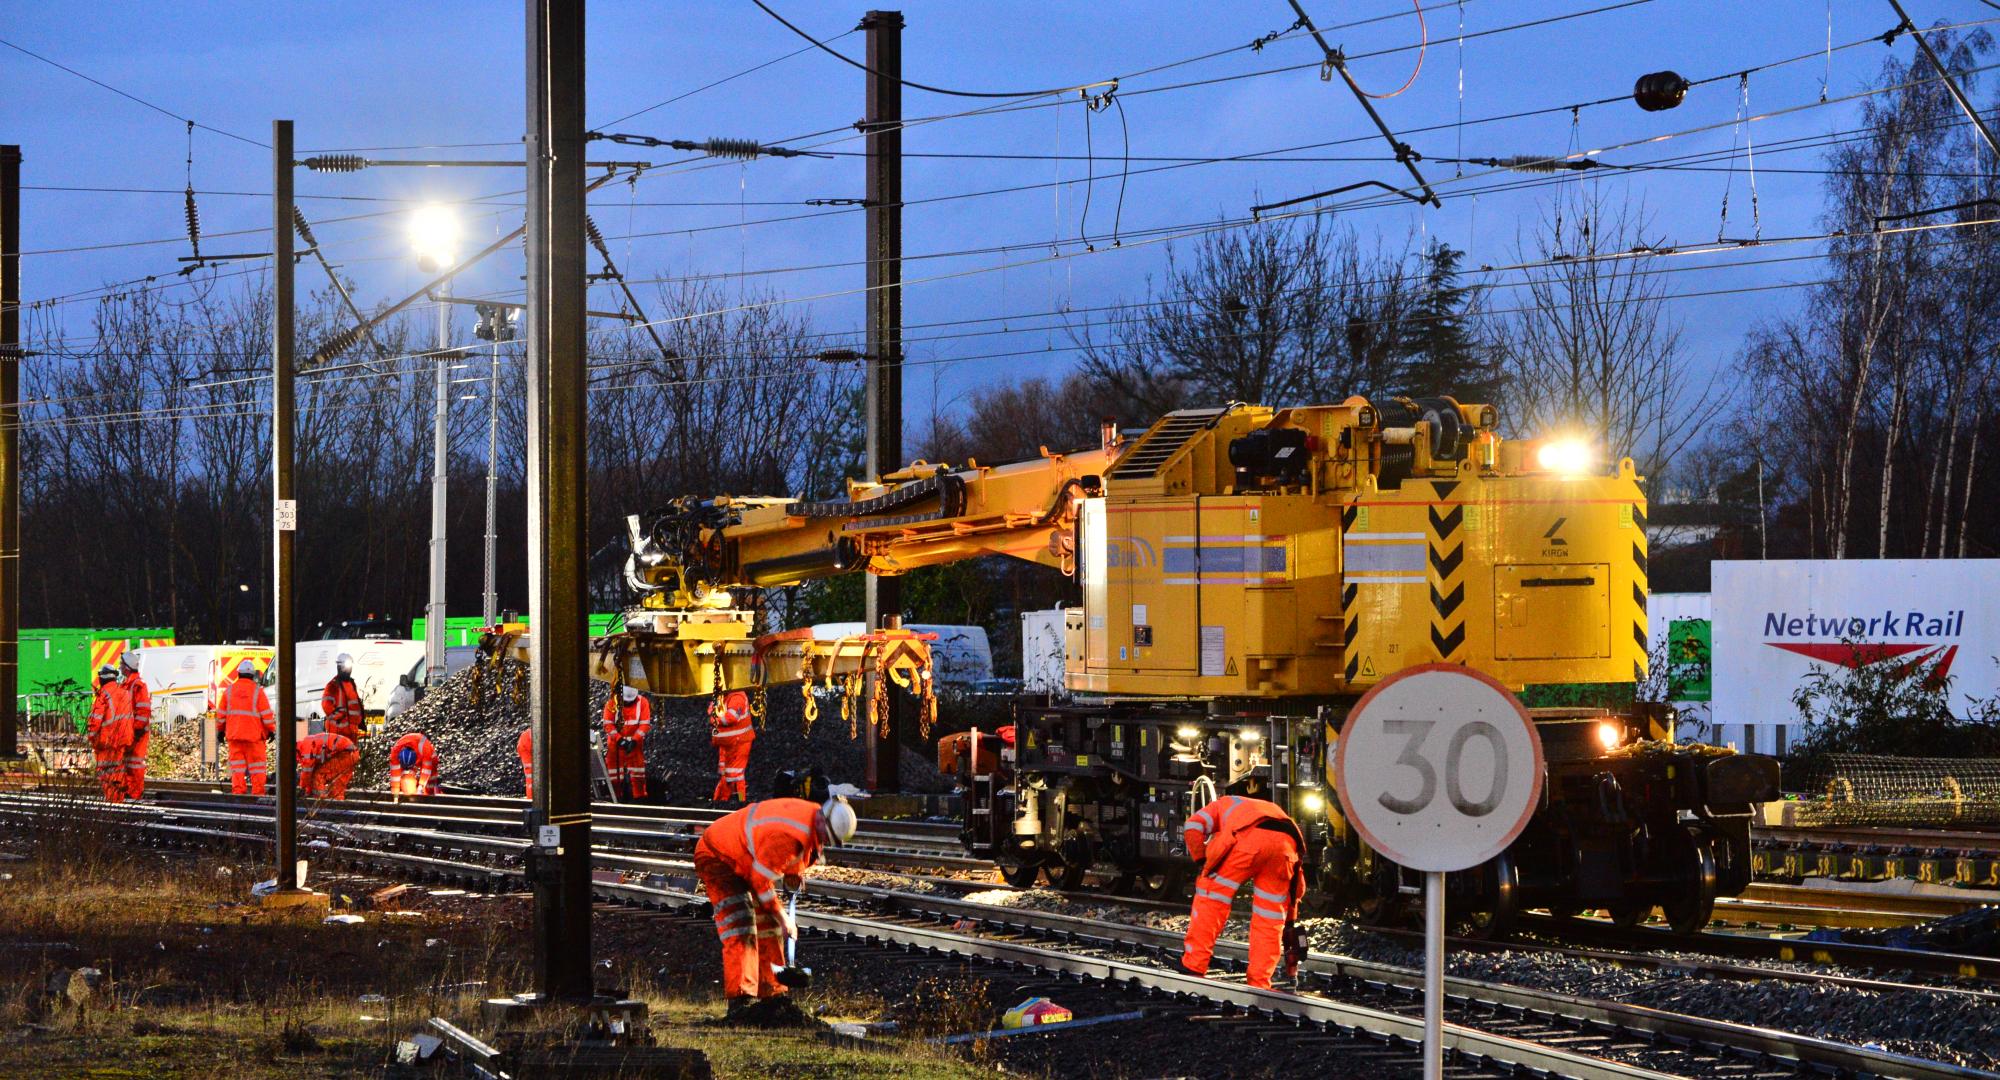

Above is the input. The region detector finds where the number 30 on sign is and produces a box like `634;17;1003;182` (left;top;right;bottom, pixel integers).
1333;664;1544;874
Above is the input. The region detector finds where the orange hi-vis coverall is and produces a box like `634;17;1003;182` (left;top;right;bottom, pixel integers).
321;674;366;743
217;673;277;795
709;690;755;802
122;671;153;799
388;732;440;796
517;728;534;799
1181;795;1306;990
86;681;135;802
692;798;824;1001
297;732;358;799
601;694;652;800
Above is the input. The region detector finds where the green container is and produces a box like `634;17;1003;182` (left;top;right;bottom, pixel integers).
410;613;626;649
17;626;176;730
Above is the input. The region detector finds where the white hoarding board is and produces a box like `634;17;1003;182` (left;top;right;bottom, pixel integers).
1712;560;2000;743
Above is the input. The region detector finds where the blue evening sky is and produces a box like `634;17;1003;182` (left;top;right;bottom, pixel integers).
5;1;1993;432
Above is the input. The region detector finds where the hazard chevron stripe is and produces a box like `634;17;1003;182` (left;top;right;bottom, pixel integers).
1430;581;1465;619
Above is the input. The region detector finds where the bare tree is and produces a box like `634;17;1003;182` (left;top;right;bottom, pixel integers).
1491;189;1723;482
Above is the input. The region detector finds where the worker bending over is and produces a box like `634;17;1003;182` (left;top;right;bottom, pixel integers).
692;797;856;1012
517;728;534;799
218;658;277;795
321;653;366;743
1180;795;1307;991
601;684;652;801
119;651;153;799
298;731;359;800
388;731;440;798
709;689;754;803
86;664;134;802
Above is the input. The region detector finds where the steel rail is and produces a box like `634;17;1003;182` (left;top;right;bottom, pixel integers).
6;793;1990;1080
138;778;962;843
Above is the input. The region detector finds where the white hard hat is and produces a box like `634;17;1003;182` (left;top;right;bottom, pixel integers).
237;658;257;676
620;684;639;702
120;650;140;671
335;653;353;670
819;796;857;847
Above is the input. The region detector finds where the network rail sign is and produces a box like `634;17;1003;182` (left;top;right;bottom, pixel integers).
1712;559;2000;728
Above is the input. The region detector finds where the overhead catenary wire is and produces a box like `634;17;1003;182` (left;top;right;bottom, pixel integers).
15;2;1984;376
0;35;269;149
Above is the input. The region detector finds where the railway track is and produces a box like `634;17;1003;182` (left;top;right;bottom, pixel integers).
3;788;1992;1080
137;780;2000;980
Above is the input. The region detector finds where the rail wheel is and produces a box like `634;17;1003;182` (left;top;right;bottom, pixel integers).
1051;831;1093;891
1607;901;1651;929
996;857;1041;888
1114;866;1189;901
1353;855;1407;927
1454;854;1521;940
1661;827;1718;936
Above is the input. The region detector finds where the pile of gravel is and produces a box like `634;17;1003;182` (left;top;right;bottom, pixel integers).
366;661;949;798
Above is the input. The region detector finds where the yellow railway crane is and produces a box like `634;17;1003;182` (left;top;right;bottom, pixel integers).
609;396;1778;934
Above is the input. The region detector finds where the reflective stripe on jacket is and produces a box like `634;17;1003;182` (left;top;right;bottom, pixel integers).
124;675;152;731
1184;795;1306;907
218;676;275;743
322;677;364;728
710;690;754;744
693;797;823;915
601;696;652;742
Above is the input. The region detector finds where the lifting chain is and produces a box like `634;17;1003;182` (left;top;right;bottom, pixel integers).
917;663;937;739
840;673;862;740
752;684;768;729
800;672;818;735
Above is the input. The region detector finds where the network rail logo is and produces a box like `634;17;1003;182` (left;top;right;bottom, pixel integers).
1760;609;1967;680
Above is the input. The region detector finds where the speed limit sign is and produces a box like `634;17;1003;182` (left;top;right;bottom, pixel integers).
1334;663;1544;873
1334;664;1542;1080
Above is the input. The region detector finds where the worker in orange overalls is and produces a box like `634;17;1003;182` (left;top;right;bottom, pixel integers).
692;797;857;1012
1180;794;1307;991
86;664;134;802
601;684;652;801
297;731;359;800
388;731;440;798
320;653;366;743
517;727;534;799
119;651;153;799
217;658;277;795
709;689;755;803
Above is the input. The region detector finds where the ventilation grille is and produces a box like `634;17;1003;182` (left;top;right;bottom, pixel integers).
1109;408;1230;479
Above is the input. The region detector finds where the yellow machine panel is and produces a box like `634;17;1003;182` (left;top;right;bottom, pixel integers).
1064;402;1648;699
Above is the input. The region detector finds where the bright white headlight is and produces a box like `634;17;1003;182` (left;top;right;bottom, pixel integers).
1535;438;1594;476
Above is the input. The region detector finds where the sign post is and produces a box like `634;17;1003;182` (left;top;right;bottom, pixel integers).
1334;664;1543;1080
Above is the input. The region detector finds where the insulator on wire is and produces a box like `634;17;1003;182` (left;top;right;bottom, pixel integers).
291;206;318;247
312;325;365;365
301;154;367;173
702;137;764;161
583;214;610;256
1481;155;1598;175
183;186;202;261
1634;71;1690;112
